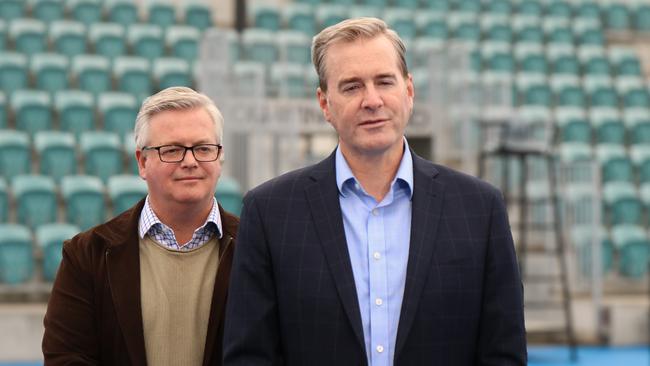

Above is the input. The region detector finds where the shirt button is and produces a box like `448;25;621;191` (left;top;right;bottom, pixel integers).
375;298;383;306
376;345;384;353
373;252;381;260
371;208;379;216
354;183;361;190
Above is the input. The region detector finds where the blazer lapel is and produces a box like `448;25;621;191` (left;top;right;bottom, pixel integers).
304;154;366;352
104;203;148;366
394;153;445;358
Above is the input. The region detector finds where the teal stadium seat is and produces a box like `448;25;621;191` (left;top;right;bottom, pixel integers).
0;51;28;94
556;83;586;107
557;142;593;164
383;8;417;39
242;28;278;66
547;0;572;18
587;83;619;108
555;106;591;143
0;130;30;179
89;22;126;59
621;85;649;109
128;24;164;61
184;2;212;31
0;20;6;51
61;175;106;230
0;178;7;222
276;30;311;65
66;0;102;25
294;0;319;6
517;74;552;106
107;174;147;215
30;53;69;94
575;1;600;19
624;108;650;144
514;20;544;43
9;18;47;55
515;43;547;74
36;223;80;281
0;0;26;21
328;0;355;6
603;181;642;225
415;12;447;40
0;224;33;284
285;3;316;36
105;0;138;27
98;92;138;138
49;20;87;57
113;56;152;101
517;0;542;16
634;3;650;32
316;5;347;30
611;224;650;278
481;14;512;43
55;90;94;138
485;0;511;14
80;131;124;182
0;92;6;128
455;0;482;13
596;144;634;183
270;63;307;98
590;106;625;144
123;132;137;174
630;145;650;181
253;4;281;31
449;13;481;43
153;57;192;89
11;89;52;135
12;174;57;228
166;25;200;62
215;176;243;215
148;2;176;28
360;0;388;8
420;0;448;12
545;22;573;45
31;0;65;23
481;42;514;73
548;45;580;75
34;130;77;181
72;54;111;95
604;2;631;31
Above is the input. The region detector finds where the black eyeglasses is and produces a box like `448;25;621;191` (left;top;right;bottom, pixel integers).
142;144;223;163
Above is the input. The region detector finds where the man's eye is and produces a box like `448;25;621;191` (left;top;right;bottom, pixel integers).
195;146;212;153
162;147;181;155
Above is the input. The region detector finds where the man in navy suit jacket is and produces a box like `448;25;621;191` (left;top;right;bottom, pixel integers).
223;17;526;366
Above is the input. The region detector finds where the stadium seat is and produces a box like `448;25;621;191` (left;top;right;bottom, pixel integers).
0;0;26;21
603;181;642;225
183;2;212;31
449;13;481;42
12;174;57;228
215;176;243;215
359;0;388;8
113;56;152;101
415;11;447;39
11;89;52;135
270;63;307;98
153;57;192;90
285;3;316;35
515;43;547;74
555;106;591;143
128;24;164;61
98;92;138;138
166;25;199;62
611;224;650;278
546;25;573;45
515;23;544;44
61;175;106;230
485;0;510;14
0;177;7;222
419;0;448;12
148;2;176;28
36;223;80;281
0;20;6;51
242;28;278;66
105;0;138;26
517;0;542;16
596;144;634;183
123;132;137;174
548;47;580;75
72;54;112;95
556;83;586;107
0;224;33;284
67;0;102;25
0;129;30;179
107;174;147;215
0;51;28;94
481;15;512;43
517;74;552;106
603;2;631;31
315;5;347;30
624;108;650;145
455;0;481;13
252;4;281;31
557;142;593;163
276;30;311;65
80;131;124;182
89;22;126;59
383;8;417;39
609;47;642;76
480;41;514;72
587;84;619;108
9;18;46;55
0;92;5;128
570;226;614;276
30;53;69;94
49;20;87;57
55;90;94;138
590;106;625;144
34;130;77;181
31;0;64;23
634;3;650;32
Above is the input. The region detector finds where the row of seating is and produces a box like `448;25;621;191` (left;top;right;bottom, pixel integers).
0;19;202;60
0;0;213;29
251;1;650;35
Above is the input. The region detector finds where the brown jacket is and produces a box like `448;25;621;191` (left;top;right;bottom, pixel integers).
42;198;239;365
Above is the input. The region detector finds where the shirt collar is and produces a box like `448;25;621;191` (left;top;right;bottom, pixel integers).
335;137;414;199
138;195;223;239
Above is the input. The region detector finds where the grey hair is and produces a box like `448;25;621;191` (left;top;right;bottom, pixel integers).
311;17;409;92
134;86;224;151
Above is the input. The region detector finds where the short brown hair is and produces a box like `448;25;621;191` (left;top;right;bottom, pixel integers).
311;17;409;92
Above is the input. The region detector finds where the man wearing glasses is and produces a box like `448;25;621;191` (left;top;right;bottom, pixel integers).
43;87;239;366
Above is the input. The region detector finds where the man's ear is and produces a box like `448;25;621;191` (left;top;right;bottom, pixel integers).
317;87;331;122
135;150;147;180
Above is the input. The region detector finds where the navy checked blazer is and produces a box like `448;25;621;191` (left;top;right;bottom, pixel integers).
223;148;527;366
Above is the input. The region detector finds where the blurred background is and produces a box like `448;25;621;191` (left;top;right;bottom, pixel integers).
0;0;649;364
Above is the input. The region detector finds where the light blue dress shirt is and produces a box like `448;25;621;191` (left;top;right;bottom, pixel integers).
335;140;413;366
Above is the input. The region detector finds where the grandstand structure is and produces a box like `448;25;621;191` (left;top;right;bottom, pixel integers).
0;0;649;358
